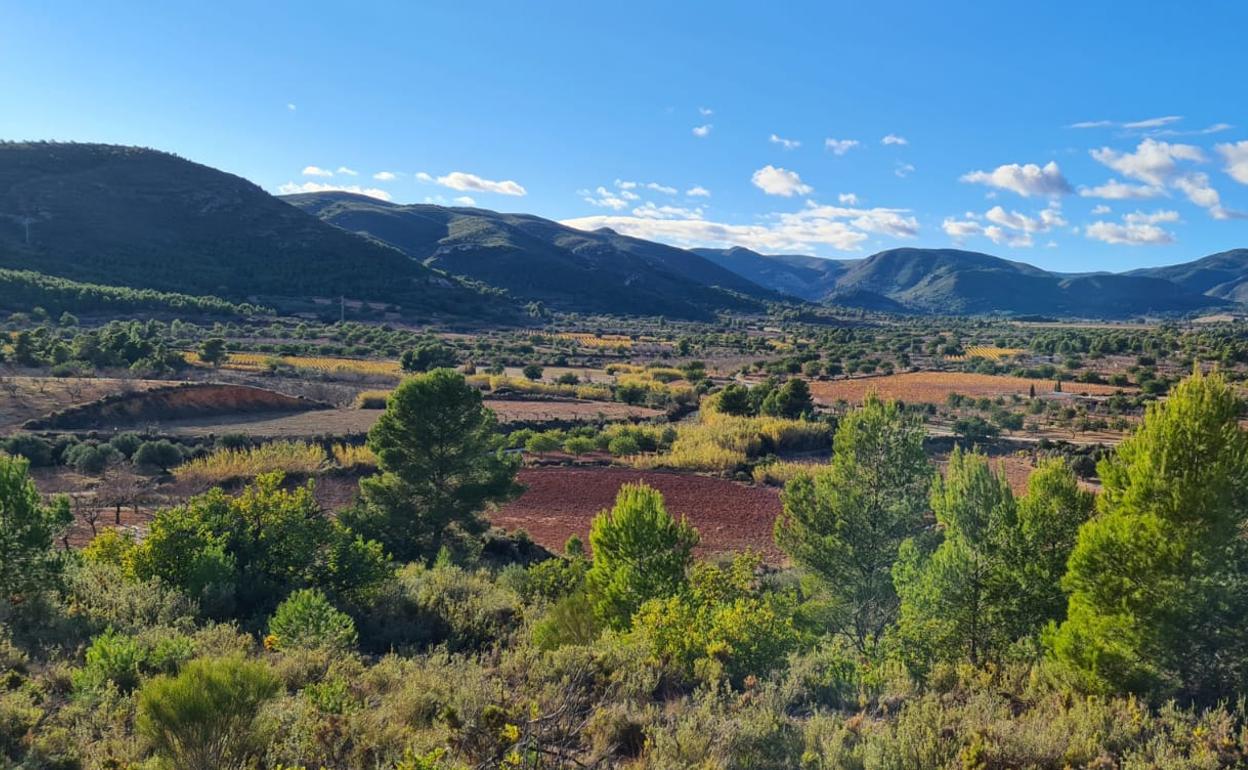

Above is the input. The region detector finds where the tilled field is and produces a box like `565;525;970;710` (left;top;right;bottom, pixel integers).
492;466;784;561
808;371;1129;405
89;399;662;438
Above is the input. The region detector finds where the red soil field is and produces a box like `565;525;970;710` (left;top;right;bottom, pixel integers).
491;467;784;561
808;371;1129;405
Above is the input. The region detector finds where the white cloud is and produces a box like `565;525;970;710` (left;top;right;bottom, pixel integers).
453;196;476;206
1085;210;1179;245
1153;123;1233;137
286;103;297;111
1078;179;1163;199
581;186;631;210
1124;116;1184;130
984;203;1066;234
415;172;434;183
1069;115;1183;130
838;193;859;205
632;202;704;220
615;179;638;190
373;171;398;181
798;202;919;239
751;165;813;197
646;182;678;194
960;161;1071;197
435;171;527;196
770;133;801;150
1092;204;1111;215
277;181;392;202
1090;138;1205;187
699;106;714;116
1091;139;1237;218
1172;172;1220;210
686;185;711;197
692;124;713;138
336;166;358;176
942;202;1065;248
561;199;917;254
824;138;860;155
895;162;915;178
881;134;908;146
1217;140;1248;184
302;165;334;177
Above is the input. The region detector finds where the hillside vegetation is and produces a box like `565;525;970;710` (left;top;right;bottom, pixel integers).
0;142;511;320
286;191;776;319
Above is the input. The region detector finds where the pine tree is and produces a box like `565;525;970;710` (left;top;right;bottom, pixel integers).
775;394;931;653
893;447;1017;671
586;483;698;630
344;369;521;563
1049;369;1248;702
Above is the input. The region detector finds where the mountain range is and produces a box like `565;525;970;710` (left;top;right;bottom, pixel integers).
695;246;1233;316
282;192;775;319
0;142;1243;320
0;142;507;320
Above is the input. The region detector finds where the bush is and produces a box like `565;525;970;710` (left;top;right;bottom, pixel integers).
2;435;53;467
563;436;596;456
358;562;522;653
133;439;184;471
65;442;121;474
74;627;146;693
267;589;358;652
525;431;563;453
136;656;280;770
607;434;641;457
73;625;197;695
108;432;143;459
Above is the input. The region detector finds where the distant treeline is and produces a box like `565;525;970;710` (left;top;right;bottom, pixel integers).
0;268;269;317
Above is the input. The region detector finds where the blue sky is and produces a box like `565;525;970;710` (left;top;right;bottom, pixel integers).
3;1;1247;271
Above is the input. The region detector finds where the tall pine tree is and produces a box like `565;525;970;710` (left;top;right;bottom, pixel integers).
1049;369;1248;702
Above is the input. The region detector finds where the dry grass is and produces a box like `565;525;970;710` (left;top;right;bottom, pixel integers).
185;351;402;377
552;332;634;348
631;409;830;473
946;346;1025;361
331;443;377;470
353;390;391;409
173;440;327;484
752;460;826;485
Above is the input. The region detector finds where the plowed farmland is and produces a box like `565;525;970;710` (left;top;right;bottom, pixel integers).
492;467;783;561
809;371;1129;405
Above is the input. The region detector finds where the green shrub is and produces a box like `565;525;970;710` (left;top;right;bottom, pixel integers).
267;589;358;652
607;434;641;456
2;435;53;467
108;432;143;459
532;591;602;649
74;628;146;693
65;442;121;474
563;436;596;456
133;439;184;471
525;431;563;453
358;562;522;653
136;656;280;770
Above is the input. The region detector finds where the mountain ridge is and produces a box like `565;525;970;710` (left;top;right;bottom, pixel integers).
284;191;779;319
0;142;510;320
696;245;1237;316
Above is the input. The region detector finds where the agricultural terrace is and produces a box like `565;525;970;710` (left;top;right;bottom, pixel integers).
808;371;1130;405
492;467;784;561
185;351;402;377
945;345;1025;361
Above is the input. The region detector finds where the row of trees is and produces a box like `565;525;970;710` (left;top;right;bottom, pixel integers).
774;370;1248;703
